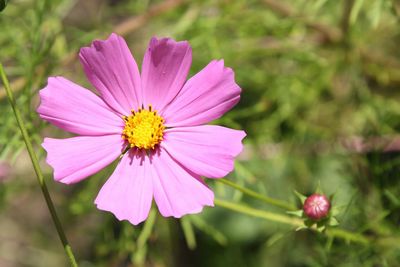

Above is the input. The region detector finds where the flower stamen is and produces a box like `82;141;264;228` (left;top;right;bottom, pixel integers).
122;105;165;150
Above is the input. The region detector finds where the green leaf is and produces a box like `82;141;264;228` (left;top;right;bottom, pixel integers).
369;0;383;28
350;0;365;25
266;233;286;247
330;206;341;217
286;210;304;217
304;219;315;228
384;189;400;206
312;0;329;11
294;190;307;203
316;225;326;233
295;225;307;231
329;217;339;227
0;0;8;12
315;181;323;194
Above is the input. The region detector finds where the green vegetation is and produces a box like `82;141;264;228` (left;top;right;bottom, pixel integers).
1;0;400;266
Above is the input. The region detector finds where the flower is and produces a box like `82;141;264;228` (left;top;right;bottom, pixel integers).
37;33;245;225
303;194;331;221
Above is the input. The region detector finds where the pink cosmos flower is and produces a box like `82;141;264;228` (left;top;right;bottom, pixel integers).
37;33;245;225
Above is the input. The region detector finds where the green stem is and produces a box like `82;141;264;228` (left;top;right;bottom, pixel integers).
136;208;157;249
216;178;297;211
134;208;157;265
214;198;301;226
180;216;196;250
0;64;78;267
214;198;369;244
326;228;368;244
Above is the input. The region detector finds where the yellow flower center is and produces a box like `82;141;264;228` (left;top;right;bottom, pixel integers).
122;105;165;150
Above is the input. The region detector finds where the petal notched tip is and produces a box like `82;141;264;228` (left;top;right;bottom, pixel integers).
158;195;214;219
42;136;123;185
78;32;142;115
80;33;122;53
94;201;150;226
235;130;247;155
145;37;192;68
94;152;153;226
166;202;214;219
41;138;70;184
36;76;60;114
148;36;191;48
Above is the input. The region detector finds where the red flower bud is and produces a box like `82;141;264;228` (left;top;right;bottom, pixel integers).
303;194;330;220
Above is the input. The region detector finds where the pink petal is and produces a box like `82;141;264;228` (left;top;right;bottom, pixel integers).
141;37;192;111
163;60;241;127
152;148;214;218
162;126;246;178
79;33;142;115
95;151;153;225
43;135;125;184
37;77;123;136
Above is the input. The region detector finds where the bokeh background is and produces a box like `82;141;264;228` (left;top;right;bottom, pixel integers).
1;0;400;266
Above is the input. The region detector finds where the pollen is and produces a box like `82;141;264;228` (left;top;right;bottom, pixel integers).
122;105;165;150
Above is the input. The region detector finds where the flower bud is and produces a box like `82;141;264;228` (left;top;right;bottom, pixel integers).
303;194;330;220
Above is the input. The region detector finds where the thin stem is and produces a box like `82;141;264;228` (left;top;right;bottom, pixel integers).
134;208;157;265
326;228;368;244
136;208;157;249
216;178;297;211
214;198;369;244
180;217;196;250
214;198;301;226
0;64;78;267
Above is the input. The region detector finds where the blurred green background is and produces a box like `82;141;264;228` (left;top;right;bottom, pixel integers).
1;0;400;266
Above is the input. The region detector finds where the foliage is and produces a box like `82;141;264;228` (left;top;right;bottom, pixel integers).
1;0;400;266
